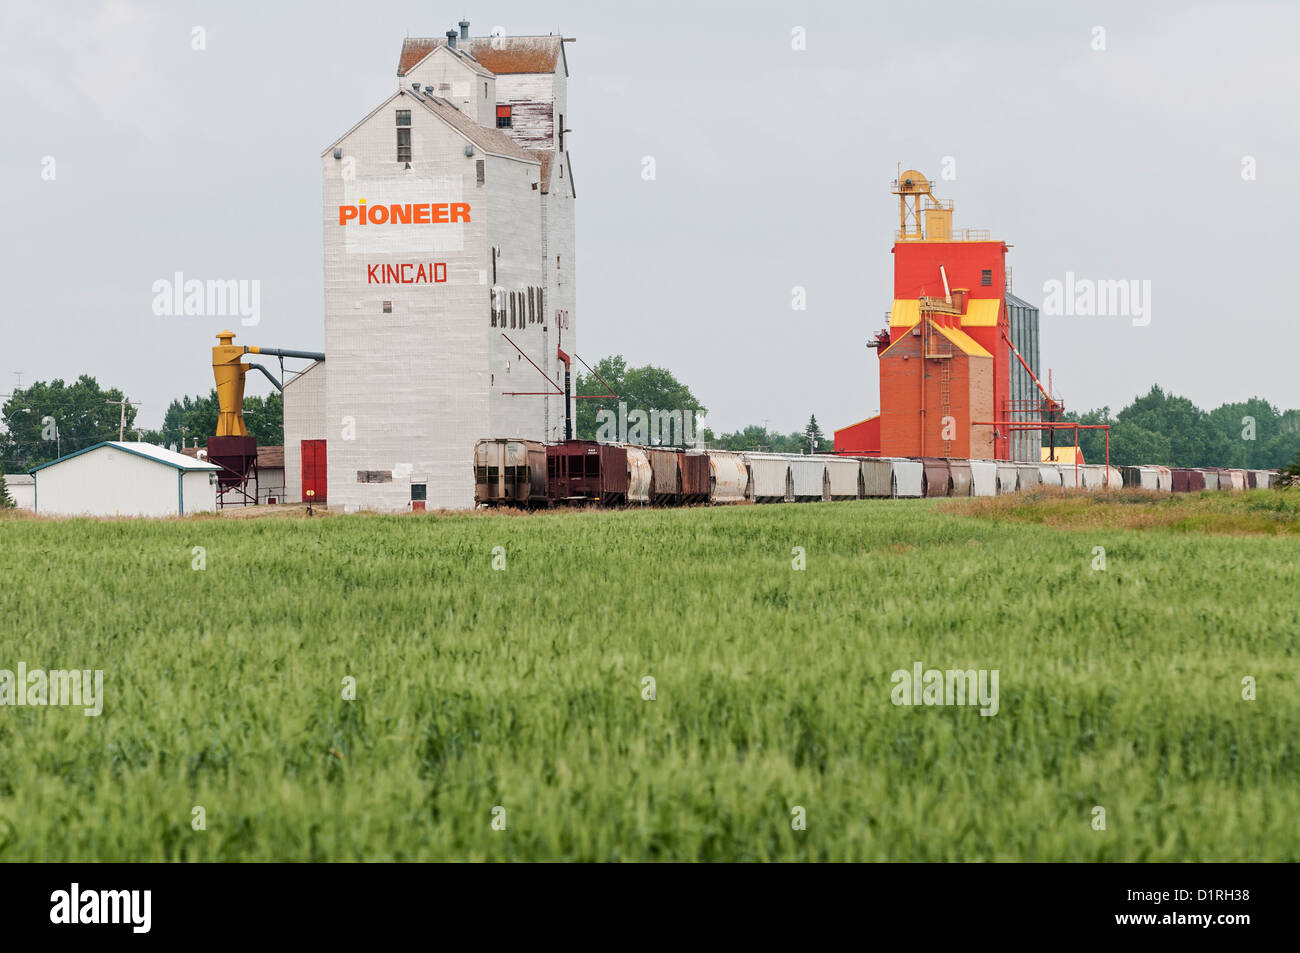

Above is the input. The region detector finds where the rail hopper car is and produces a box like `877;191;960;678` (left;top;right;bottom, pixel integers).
472;439;1277;509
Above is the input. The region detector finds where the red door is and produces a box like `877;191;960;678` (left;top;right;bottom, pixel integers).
301;439;327;503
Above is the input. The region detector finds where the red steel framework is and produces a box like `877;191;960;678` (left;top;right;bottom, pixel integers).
973;419;1113;487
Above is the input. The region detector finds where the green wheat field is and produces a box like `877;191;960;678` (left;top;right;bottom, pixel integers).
1;491;1297;861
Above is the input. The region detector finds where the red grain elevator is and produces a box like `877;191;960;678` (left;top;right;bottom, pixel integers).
834;169;1041;461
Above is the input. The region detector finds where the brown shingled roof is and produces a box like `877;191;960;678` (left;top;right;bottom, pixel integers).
398;38;439;75
398;37;494;77
256;446;284;469
401;35;566;77
467;36;563;74
395;36;496;77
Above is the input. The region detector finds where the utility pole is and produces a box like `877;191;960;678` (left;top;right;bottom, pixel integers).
106;398;142;441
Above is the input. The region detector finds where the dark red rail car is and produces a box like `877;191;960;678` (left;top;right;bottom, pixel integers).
678;451;710;504
547;440;629;505
646;448;680;504
598;444;630;505
920;457;952;497
1171;468;1206;493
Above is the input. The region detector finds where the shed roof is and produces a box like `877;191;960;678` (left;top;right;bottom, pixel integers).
29;441;222;474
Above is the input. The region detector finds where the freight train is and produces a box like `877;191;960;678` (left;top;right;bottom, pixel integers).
474;439;1278;508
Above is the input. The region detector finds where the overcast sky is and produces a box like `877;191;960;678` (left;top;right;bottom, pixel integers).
3;0;1297;434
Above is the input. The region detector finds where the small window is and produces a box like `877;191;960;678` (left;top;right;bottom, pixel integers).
484;82;488;98
556;255;561;270
397;127;411;163
496;104;512;128
382;300;392;313
510;294;516;328
411;483;427;502
981;269;992;286
476;159;485;186
396;109;411;126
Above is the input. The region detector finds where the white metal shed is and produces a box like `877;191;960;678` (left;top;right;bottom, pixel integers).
30;442;222;517
3;473;35;510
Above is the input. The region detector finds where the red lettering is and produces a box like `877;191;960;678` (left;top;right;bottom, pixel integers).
369;204;389;224
415;264;427;283
384;265;398;283
367;264;379;283
401;263;413;283
434;263;447;282
450;203;470;223
432;203;450;223
340;206;358;224
390;204;412;224
413;205;431;224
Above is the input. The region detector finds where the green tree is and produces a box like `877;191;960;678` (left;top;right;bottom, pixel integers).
1;376;138;468
803;415;827;454
574;356;706;442
1276;450;1300;487
1204;398;1295;469
713;425;811;453
1052;388;1300;469
1119;385;1226;467
0;460;13;509
161;389;283;448
1052;406;1113;465
1108;419;1172;467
